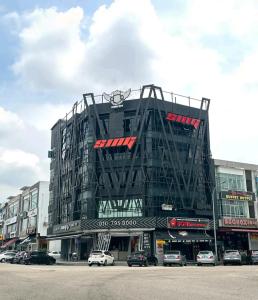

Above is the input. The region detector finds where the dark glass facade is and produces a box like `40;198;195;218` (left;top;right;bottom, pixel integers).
48;85;215;260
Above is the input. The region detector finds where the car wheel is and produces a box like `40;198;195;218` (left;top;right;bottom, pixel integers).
128;264;132;267
88;264;92;267
223;262;227;266
197;263;201;266
154;260;157;266
97;263;101;266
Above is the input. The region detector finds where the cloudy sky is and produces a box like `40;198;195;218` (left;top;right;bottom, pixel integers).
1;0;258;201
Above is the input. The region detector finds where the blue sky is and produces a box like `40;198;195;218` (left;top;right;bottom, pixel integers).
1;0;258;201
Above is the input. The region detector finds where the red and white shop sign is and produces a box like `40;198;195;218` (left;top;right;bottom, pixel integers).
167;217;209;230
94;136;137;150
222;217;258;228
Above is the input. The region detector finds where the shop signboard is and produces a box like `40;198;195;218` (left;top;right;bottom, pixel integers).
142;232;151;251
221;217;258;228
53;220;81;234
167;218;210;230
5;216;17;226
81;217;156;231
220;191;255;201
250;233;258;240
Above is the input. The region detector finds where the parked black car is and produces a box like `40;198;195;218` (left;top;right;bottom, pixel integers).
127;251;158;267
23;251;56;265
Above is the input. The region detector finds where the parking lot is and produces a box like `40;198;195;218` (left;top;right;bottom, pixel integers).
0;264;258;300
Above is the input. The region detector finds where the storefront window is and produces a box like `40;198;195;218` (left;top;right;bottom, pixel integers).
216;173;245;192
221;200;249;218
98;198;143;218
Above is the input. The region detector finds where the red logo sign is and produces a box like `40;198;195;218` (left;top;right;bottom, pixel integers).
94;136;137;150
168;218;209;229
166;113;201;129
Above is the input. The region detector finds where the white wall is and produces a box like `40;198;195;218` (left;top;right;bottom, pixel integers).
37;181;49;237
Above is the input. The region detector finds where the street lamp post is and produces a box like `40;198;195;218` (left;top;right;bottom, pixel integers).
212;186;218;259
212;180;226;261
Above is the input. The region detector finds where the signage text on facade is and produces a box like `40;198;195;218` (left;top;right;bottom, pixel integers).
94;136;137;150
167;218;209;230
222;217;258;228
166;113;201;129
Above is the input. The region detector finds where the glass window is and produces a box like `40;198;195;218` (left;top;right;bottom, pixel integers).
30;190;38;210
98;198;143;218
221;200;249;218
28;216;37;227
22;218;28;232
216;173;245;192
23;196;30;212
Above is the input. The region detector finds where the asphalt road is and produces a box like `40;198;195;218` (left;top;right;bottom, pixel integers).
0;264;258;300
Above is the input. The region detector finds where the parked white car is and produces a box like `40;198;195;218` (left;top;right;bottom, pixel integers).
88;250;115;266
197;251;217;266
48;251;61;260
0;251;16;263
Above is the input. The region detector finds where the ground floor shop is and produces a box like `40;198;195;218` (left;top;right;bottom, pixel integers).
48;217;214;261
155;230;214;262
218;228;258;253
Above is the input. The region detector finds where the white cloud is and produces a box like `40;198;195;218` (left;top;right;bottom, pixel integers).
12;6;86;91
0;0;257;203
0;148;39;168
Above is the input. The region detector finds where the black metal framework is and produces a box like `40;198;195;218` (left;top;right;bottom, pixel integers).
48;85;214;234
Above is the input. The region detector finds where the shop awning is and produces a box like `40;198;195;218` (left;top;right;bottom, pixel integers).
156;231;213;243
19;236;36;245
46;234;82;240
219;228;258;233
0;238;18;249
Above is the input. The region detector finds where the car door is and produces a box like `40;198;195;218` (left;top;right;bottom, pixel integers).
104;251;110;264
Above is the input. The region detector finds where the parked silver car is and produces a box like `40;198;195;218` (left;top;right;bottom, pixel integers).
197;251;217;266
163;251;187;266
223;250;247;265
250;250;258;265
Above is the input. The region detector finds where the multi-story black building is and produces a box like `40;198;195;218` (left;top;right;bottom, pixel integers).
48;84;215;261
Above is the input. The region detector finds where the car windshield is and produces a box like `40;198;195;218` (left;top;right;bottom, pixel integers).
166;251;180;254
198;251;212;255
91;251;102;255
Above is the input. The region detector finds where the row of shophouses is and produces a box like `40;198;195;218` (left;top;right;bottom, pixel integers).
1;160;258;258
